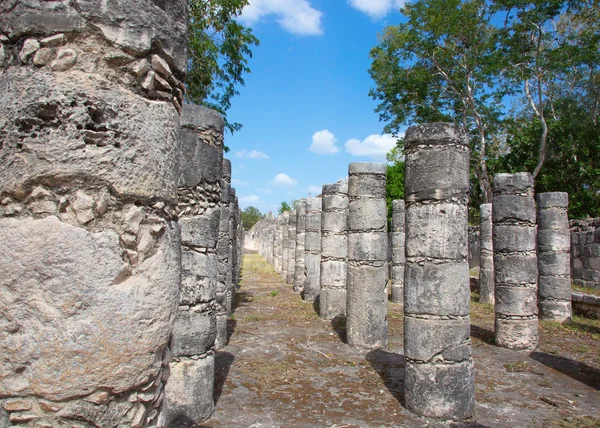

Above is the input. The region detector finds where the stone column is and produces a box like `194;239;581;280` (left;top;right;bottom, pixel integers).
0;1;187;426
294;199;307;293
479;203;494;304
390;200;406;304
346;163;388;349
167;105;223;424
287;209;297;284
403;123;474;420
493;172;538;350
215;160;232;349
320;181;349;319
274;214;283;274
537;192;572;322
228;189;238;314
282;211;290;281
303;197;322;302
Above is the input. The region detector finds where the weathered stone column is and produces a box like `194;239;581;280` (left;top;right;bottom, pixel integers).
166;105;223;425
537;192;571;322
303;197;322;302
403;123;474;420
0;1;187;425
227;189;238;314
390;200;406;304
282;211;290;281
287;209;297;284
479;203;494;304
294;199;307;292
320;181;349;319
493;172;538;350
274;214;283;274
346;163;388;349
215;160;232;349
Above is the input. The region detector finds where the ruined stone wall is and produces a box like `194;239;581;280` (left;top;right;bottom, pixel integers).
304;198;322;302
294;200;307;293
468;226;481;269
166;105;224;425
571;218;600;289
0;1;187;426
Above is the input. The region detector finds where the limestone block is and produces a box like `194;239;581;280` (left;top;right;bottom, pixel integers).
538;209;570;230
404;261;470;316
404;359;475;420
404;317;471;362
0;216;180;400
1;0;188;73
494;253;538;285
406;202;468;260
347;163;387;197
348;231;388;261
321;233;347;259
492;225;537;253
320;260;347;287
171;312;216;357
0;68;180;201
346;263;388;349
492;195;537;224
319;288;347;320
539;300;572;322
538;252;571;276
305;231;321;252
492;172;534;194
495;285;538;316
322;193;348;211
321;211;348;233
495;318;539;350
348;199;387;231
179;207;220;248
180;251;217;305
537;191;569;208
538;229;571;252
165;356;215;425
178;129;223;186
538;276;572;300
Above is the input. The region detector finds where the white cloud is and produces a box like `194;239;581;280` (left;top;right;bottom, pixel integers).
231;178;249;186
308;185;322;195
309;129;339;155
240;0;323;35
348;0;404;19
345;134;398;159
240;194;260;204
272;173;298;188
235;150;269;160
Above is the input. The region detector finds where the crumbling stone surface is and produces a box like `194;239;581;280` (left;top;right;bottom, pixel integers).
166;104;224;425
346;162;388;350
320;181;349;319
390;199;405;304
282;211;290;284
403;123;474;421
286;210;297;285
570;217;600;289
493;172;539;351
303;198;322;303
537;192;571;322
216;160;233;350
0;2;185;425
479;203;494;304
294;200;307;293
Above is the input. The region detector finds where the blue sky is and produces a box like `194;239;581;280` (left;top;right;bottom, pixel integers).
226;0;406;213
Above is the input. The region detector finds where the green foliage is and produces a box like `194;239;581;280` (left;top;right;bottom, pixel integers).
241;206;264;230
187;0;259;136
386;144;405;222
371;0;600;218
278;201;292;214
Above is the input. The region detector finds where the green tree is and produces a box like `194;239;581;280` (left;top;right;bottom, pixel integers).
187;0;259;136
278;201;292;214
369;0;506;203
241;206;264;230
386;144;405;222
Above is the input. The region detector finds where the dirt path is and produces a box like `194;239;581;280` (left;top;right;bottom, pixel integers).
204;253;600;428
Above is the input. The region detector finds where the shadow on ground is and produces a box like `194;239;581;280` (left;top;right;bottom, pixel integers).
470;324;495;345
365;349;405;404
214;351;235;403
530;351;600;391
330;315;347;343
